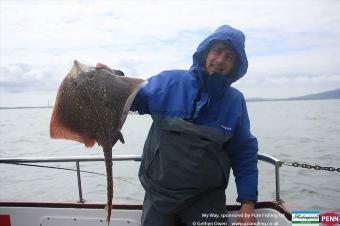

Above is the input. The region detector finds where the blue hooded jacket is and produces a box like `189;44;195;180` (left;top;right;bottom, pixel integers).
131;25;258;203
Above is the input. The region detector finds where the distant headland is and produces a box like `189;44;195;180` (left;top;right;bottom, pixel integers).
0;106;53;110
246;88;340;102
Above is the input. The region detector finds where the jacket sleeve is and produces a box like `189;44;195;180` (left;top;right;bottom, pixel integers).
227;94;258;203
130;84;151;114
130;71;174;115
130;73;163;114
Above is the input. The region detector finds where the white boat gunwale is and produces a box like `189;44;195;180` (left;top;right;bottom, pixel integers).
0;201;292;220
0;153;292;225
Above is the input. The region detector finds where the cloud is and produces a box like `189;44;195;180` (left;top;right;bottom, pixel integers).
0;63;65;92
0;0;340;105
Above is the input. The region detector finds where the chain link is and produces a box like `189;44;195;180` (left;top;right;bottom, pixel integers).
283;161;340;173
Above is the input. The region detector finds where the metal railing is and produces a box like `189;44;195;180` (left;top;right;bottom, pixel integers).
0;153;283;203
257;154;283;202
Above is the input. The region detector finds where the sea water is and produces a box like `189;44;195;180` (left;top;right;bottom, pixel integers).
0;99;339;212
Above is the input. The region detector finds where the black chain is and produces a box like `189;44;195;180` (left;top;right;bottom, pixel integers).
283;161;340;173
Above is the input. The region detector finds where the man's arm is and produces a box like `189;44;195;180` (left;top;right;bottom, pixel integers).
228;95;258;203
226;94;258;224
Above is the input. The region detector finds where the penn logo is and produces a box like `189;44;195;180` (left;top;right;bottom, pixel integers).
320;212;339;225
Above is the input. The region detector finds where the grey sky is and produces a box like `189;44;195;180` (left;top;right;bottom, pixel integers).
1;0;340;107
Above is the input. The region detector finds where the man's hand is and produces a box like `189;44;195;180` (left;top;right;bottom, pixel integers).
236;202;256;225
96;63;125;76
96;63;114;73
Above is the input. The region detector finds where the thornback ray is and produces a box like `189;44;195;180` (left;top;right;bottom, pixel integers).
50;60;145;223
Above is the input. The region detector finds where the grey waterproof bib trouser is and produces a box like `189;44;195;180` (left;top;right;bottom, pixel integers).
139;116;232;226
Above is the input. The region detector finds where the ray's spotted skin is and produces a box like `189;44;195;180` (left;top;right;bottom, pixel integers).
50;60;145;223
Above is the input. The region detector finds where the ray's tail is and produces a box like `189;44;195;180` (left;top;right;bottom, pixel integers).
103;146;113;224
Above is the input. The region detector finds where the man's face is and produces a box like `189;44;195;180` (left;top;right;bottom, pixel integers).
205;42;237;76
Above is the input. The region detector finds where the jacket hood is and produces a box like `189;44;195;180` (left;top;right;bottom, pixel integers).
190;25;248;84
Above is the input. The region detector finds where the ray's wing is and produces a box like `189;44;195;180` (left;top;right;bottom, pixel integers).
50;80;97;148
118;77;146;129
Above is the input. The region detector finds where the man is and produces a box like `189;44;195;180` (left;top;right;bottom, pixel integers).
99;25;258;226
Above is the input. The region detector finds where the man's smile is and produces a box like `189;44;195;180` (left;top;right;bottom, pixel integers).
210;65;223;72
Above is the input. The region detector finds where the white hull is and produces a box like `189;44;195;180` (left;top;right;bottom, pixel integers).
0;201;291;226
